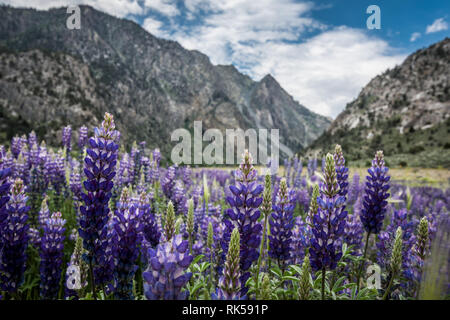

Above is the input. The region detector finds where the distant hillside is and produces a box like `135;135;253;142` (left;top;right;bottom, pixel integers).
307;38;450;168
0;5;330;161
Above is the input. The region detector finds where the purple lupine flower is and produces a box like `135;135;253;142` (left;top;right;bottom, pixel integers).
40;212;66;299
14;152;30;185
11;136;22;159
290;216;310;265
182;166;192;191
111;189;143;299
309;153;347;272
28;227;41;248
269;178;294;269
79;112;118;288
28;131;38;149
28;142;40;168
191;185;202;209
116;153;131;189
172;180;187;215
78;126;88;150
143;234;193;300
360;151;390;234
195;204;223;260
148;148;161;185
334;145;349;200
153;149;161;167
296;188;310;213
62;125;72;152
344;211;364;255
141;156;150;184
293;159;303;188
38;195;50;227
139;192;161;250
0;151;12;257
347;173;361;206
222;150;263;296
0;178;30;293
162;165;176;200
70;162;82;201
0;150;11;209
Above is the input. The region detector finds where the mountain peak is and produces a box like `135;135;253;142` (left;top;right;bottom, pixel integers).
260;73;277;83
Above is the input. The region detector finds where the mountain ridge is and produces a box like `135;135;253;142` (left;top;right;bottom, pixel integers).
0;4;331;161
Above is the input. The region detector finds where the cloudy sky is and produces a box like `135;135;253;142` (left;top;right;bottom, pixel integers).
2;0;449;118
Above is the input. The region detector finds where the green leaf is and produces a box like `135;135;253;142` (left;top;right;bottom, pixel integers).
332;276;347;292
191;254;205;266
289;265;302;275
282;276;300;282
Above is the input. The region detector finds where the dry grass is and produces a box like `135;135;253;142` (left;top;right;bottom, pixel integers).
192;166;450;187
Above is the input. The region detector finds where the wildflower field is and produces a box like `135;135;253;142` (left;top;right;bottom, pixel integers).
0;112;448;301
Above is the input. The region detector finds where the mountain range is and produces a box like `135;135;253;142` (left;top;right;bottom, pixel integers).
0;5;330;162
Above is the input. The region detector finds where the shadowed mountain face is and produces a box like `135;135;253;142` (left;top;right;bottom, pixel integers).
307;38;450;168
0;5;330;161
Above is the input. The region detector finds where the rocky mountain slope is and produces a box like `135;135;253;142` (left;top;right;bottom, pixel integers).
0;5;330;161
307;38;450;167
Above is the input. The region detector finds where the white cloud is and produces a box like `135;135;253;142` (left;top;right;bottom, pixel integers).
0;0;144;18
251;28;405;117
426;18;448;34
143;0;179;17
142;17;170;38
410;32;421;42
165;1;404;118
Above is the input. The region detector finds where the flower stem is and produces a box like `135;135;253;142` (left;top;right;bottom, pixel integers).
321;268;326;300
89;261;97;300
356;231;371;293
382;274;395;300
255;214;268;294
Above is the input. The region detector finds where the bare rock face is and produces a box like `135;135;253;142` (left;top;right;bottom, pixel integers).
0;5;330;160
307;38;450;167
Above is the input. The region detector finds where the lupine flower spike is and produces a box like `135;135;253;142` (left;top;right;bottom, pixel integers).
164;201;176;242
79;112;119;296
383;227;403;300
143;235;193;300
357;150;390;291
259;273;271;300
213;227;242;300
0;178;30;294
307;184;319;225
256;174;272;287
415;217;429;261
309;153;347;300
40;212;66;299
298;255;311;300
269;178;295;270
186;198;195;254
222;150;263;296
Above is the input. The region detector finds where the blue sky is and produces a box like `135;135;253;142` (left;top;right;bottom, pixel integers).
3;0;449;118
